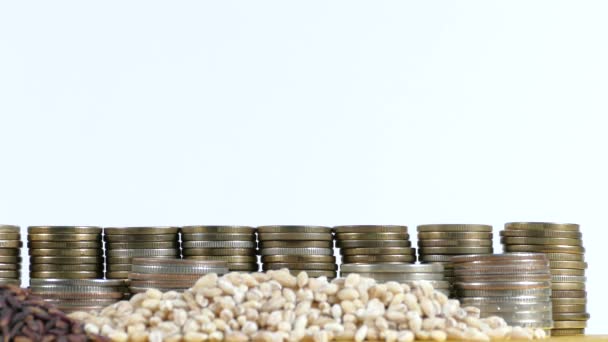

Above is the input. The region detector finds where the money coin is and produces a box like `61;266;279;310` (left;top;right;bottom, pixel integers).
182;240;256;248
456;288;552;297
0;225;19;233
504;245;584;253
500;237;582;246
181;233;255;241
545;253;585;261
257;226;331;233
28;241;102;249
260;241;331;248
262;263;337;271
335;232;409;240
418;232;492;239
505;222;580;232
107;241;179;249
260;247;333;256
183;248;256;257
499;230;582;239
340;247;415;256
552;298;587;305
0;263;19;270
107;249;179;258
551;290;587;298
418;239;492;247
552;304;587;313
104;234;177;242
106;271;131;278
417;224;492;232
337;240;411;248
28;233;101;241
32;291;124;299
333;225;408;233
455;281;550;290
550;329;585;336
342;255;415;263
553;321;587;329
0;233;20;240
106;264;132;272
419;247;493;255
418;255;454;262
29;248;100;257
552;282;586;291
451;253;548;263
0;249;22;256
550;268;585;276
262;255;335;263
454;264;550;275
0;278;20;285
258;232;332;241
30;256;103;264
551;275;586;283
461;298;552;308
131;264;228;275
187;255;257;263
0;270;19;278
106;256;176;264
341;263;443;273
28;226;102;234
30;271;103;279
104;226;179;235
31;264;102;272
181;225;255;234
225;263;258;271
129;273;207;281
455;274;551;283
549;261;587;269
0;241;22;248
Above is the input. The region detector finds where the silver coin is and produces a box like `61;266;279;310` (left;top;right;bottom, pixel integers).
107;249;179;257
181;233;255;241
341;272;444;282
341;263;443;273
551;275;587;283
30;278;128;287
131;264;228;274
30;285;127;293
461;296;552;305
470;302;552;313
260;247;333;256
457;288;552;297
182;240;256;248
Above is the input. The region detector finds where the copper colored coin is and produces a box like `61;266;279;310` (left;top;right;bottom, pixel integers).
0;225;19;234
417;224;492;232
552;321;587;329
226;263;259;271
550;329;585;336
545;253;585;261
505;222;580;232
258;233;333;241
0;270;19;278
0;263;19;270
104;226;179;235
106;271;130;279
552;282;586;291
552;304;587;313
0;241;22;248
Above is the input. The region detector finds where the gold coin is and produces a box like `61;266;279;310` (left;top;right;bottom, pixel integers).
342;255;415;263
0;241;21;248
454;281;550;290
337;240;411;248
0;249;20;256
451;253;548;264
106;271;130;279
30;271;103;279
0;233;20;240
28;226;102;234
545;253;585;261
335;232;409;240
418;239;492;247
28;241;102;249
181;233;255;241
552;321;587;329
505;222;580;232
340;247;415;256
226;263;258;271
106;241;179;249
0;270;19;278
258;232;333;241
500;237;582;246
333;225;408;233
417;224;492;232
107;249;179;258
0;263;19;270
552;290;587;298
104;234;177;242
418;232;492;239
552;282;586;291
503;245;584;253
549;261;588;269
551;268;585;276
260;241;332;248
552;298;587;305
28;233;100;241
104;226;179;235
186;255;257;263
552;304;587;313
262;263;337;271
261;255;334;263
500;230;582;239
29;248;100;257
31;264;102;272
30;256;103;264
257;225;331;233
0;225;19;233
418;247;493;255
106;264;132;272
550;329;585;336
183;248;255;256
107;256;177;264
181;225;255;234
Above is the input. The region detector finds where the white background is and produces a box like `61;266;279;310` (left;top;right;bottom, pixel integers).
1;1;607;334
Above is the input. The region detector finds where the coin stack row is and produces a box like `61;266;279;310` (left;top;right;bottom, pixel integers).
181;226;258;272
259;226;337;278
453;253;553;331
335;225;414;265
340;263;450;296
128;258;229;294
501;222;589;336
104;227;180;279
29;278;128;313
417;224;493;294
0;225;21;286
28;226;103;279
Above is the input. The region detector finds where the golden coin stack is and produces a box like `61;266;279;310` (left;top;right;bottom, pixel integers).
452;253;553;331
259;226;336;278
417;224;493;294
334;225;415;266
501;222;589;336
181;226;258;272
28;226;103;279
0;224;22;286
29;278;128;313
104;227;180;279
128;258;228;294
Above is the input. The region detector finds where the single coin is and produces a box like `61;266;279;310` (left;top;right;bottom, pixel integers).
342;255;415;263
454;264;550;275
28;241;102;249
333;225;408;233
262;255;335;263
552;282;586;291
499;230;582;239
32;291;125;299
419;247;493;255
181;225;255;234
187;255;257;263
550;329;585;336
107;249;179;258
28;226;102;234
0;278;20;285
260;241;331;248
128;280;195;287
552;304;587;313
183;248;256;257
456;274;551;283
418;232;492;239
505;222;580;232
257;225;331;233
451;252;548;263
261;247;332;256
343;272;445;281
42;298;122;306
551;268;586;276
0;233;20;240
107;256;176;264
0;225;19;233
0;263;19;270
104;234;178;242
504;245;585;253
131;264;229;275
545;253;585;261
30;285;127;293
551;290;587;298
129;273;210;281
341;247;415;256
107;241;179;249
418;255;454;262
549;261;588;269
461;298;552;306
500;237;582;246
0;241;22;248
104;226;179;235
226;263;259;272
132;258;226;266
417;224;492;232
30;256;103;264
340;263;443;273
106;271;130;279
29;248;100;257
106;264;133;272
0;270;19;278
30;271;103;279
338;240;411;248
285;270;336;278
418;239;492;247
335;232;409;240
456;288;552;297
182;240;256;249
31;264;102;272
28;233;101;241
455;281;550;290
551;275;587;283
181;233;255;241
29;278;125;286
258;232;333;241
263;263;337;271
0;249;21;256
552;298;587;305
553;321;587;329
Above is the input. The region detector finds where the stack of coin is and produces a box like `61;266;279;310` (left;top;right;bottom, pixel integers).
452;253;553;331
181;226;258;272
334;225;414;266
501;222;589;336
28;226;103;279
417;224;493;294
259;226;336;278
0;224;22;286
128;258;228;294
340;263;449;295
29;278;128;313
104;227;180;279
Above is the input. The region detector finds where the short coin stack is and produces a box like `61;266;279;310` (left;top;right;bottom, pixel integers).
501;222;589;336
259;225;336;278
334;225;414;266
0;224;22;286
29;278;128;313
104;227;180;279
28;226;103;279
340;263;449;295
181;226;258;272
128;258;228;294
452;253;553;331
417;224;493;294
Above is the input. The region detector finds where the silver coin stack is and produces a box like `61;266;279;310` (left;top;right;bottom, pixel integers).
128;258;228;294
452;253;553;332
181;226;258;272
340;263;450;295
0;224;21;286
104;227;180;279
29;279;128;313
334;225;415;265
259;226;337;278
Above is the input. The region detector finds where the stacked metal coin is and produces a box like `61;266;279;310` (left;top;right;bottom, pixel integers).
29;278;128;313
181;226;258;272
259;226;336;278
341;263;449;295
334;225;414;266
28;226;103;279
501;222;588;336
0;224;22;286
104;227;180;279
417;224;493;294
128;258;228;294
453;253;553;331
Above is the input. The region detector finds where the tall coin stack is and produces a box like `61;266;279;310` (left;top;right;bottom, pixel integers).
501;222;589;336
28;226;103;279
181;226;258;272
128;258;228;294
30;279;128;313
340;263;449;296
452;253;553;332
259;226;336;278
417;224;493;294
0;224;21;286
334;225;414;266
104;227;180;279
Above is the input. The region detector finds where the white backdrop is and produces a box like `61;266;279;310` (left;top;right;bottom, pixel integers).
1;1;606;334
